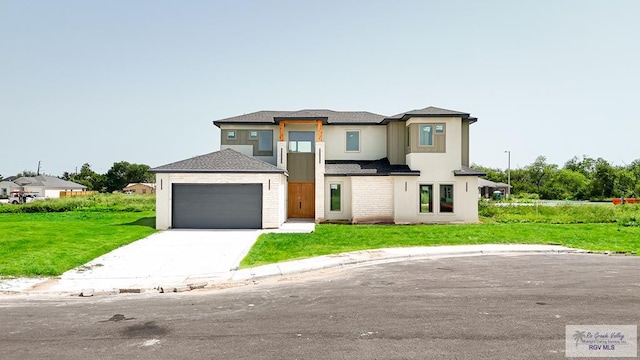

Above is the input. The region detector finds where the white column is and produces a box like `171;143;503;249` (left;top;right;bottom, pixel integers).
276;141;287;170
315;142;325;222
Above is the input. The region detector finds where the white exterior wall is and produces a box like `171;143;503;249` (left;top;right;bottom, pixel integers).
324;176;352;221
154;172;286;230
406;117;462;174
392;117;479;223
351;176;394;223
324;125;387;160
393;176;479;223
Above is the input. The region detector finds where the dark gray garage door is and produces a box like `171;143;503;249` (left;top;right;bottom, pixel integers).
172;184;262;229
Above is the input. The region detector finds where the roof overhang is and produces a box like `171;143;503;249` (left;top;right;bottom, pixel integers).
150;169;287;175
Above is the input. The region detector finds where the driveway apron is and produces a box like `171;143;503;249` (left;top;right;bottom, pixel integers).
42;230;261;292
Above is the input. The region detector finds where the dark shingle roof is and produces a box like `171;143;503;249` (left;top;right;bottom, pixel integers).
325;159;420;176
214;109;386;126
386;106;476;123
214;106;477;126
150;148;286;174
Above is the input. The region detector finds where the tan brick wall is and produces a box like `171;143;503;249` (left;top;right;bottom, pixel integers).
351;176;394;223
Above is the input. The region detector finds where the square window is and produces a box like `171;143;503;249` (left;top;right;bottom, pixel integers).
419;125;433;146
440;184;454;213
346;131;360;152
435;124;445;134
420;184;433;213
330;183;341;211
250;131;258;139
227;130;236;140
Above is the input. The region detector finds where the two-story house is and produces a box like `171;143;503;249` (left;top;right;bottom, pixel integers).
151;106;485;229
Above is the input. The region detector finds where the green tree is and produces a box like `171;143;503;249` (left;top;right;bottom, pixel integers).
105;161;153;193
589;158;616;199
525;156;558;198
564;155;596;178
70;163;106;191
16;170;37;178
543;169;589;200
471;164;507;184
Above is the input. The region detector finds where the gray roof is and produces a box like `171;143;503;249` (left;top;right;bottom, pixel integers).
150;148;286;174
13;175;87;189
386;106;477;123
0;180;19;188
214;109;386;126
453;167;487;177
214;107;477;126
325;159;420;176
478;178;512;188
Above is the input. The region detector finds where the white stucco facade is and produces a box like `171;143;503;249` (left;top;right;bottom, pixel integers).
324;125;387;160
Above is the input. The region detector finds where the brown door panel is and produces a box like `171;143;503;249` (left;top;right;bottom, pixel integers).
288;182;315;218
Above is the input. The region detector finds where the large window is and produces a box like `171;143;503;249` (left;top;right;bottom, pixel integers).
440;184;454;213
346;131;360;152
258;131;272;152
330;183;341;211
289;131;315;153
419;125;433;146
419;184;433;213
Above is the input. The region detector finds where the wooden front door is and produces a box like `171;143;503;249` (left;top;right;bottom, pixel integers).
288;182;315;218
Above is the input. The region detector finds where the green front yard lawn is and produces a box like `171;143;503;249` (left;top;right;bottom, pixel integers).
240;223;640;267
0;212;156;277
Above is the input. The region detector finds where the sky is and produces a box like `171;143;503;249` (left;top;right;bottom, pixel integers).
2;0;639;177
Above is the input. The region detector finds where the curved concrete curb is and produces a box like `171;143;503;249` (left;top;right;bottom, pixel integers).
3;244;585;297
225;244;581;283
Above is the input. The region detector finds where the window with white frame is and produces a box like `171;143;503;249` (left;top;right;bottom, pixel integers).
419;184;433;213
440;184;454;213
419;125;433;146
346;131;360;152
227;130;236;140
330;183;341;211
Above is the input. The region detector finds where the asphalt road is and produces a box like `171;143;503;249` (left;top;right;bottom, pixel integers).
1;253;639;359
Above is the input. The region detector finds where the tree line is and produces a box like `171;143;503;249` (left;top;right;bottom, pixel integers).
474;155;640;200
2;162;154;193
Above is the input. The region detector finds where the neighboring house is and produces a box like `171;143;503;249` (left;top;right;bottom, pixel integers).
13;175;87;198
0;180;20;197
122;183;156;195
478;178;511;198
151;106;486;229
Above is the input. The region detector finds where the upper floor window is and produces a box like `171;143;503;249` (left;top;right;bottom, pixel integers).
249;131;258;139
288;131;315;153
258;131;272;152
419;125;433;146
346;131;360;152
227;130;236;140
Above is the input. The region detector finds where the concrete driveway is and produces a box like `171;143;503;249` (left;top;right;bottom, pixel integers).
37;229;263;293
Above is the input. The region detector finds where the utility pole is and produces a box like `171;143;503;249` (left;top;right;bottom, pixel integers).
37;161;41;176
504;151;511;198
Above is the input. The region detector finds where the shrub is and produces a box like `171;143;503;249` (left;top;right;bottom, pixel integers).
0;194;155;213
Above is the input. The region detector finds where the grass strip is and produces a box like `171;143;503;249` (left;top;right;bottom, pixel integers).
241;223;640;268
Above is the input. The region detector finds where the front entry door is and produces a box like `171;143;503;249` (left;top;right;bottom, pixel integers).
288;182;315;218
